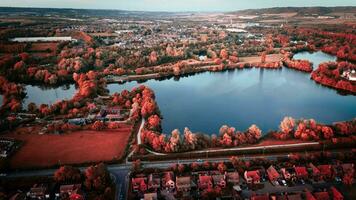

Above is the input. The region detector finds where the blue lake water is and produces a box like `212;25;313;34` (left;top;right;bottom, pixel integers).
3;51;354;134
23;84;76;106
108;52;355;135
293;51;337;69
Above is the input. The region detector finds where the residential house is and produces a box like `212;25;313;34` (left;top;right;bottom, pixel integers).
176;176;192;192
28;184;49;199
294;166;308;179
162;171;175;190
281;168;291;180
132;177;147;193
144;192;158;200
287;193;302;200
267;166;280;183
212;174;226;188
341;163;354;175
318;165;333;179
305;190;316;200
330;187;343;200
148;174;160;191
313;191;329;200
198;175;213;190
309;163;320;180
225;171;240;185
244;170;260;184
59;184;82;196
251;194;269;200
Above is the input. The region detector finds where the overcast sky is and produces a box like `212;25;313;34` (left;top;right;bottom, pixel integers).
1;0;355;12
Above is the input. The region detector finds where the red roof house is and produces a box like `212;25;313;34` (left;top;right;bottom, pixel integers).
132;177;147;192
251;194;269;200
305;191;316;200
294;166;308;179
244;170;260;184
331;186;343;200
313;191;329;200
267;166;280;182
162;171;175;190
318;165;333;179
198;175;213;190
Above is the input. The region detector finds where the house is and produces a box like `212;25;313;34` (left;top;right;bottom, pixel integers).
267;166;280;182
318;165;333;179
198;175;213;190
176;176;191;192
162;171;175;190
148;174;160;191
144;192;158;200
226;171;240;185
244;170;260;184
330;187;343;200
309;163;320;179
287;193;302;200
212;174;226;188
305;190;316;200
59;184;82;196
251;194;269;200
281;168;291;180
341;163;354;175
294;166;308;179
28;184;49;199
313;191;329;200
132;177;147;192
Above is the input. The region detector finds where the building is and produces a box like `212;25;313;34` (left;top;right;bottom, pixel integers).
59;184;82;196
144;192;158;200
251;194;269;200
287;193;302;200
330;187;343;200
244;170;260;184
212;174;226;188
176;176;192;192
225;171;240;185
198;175;213;190
294;166;308;179
162;171;175;190
318;165;333;179
305;190;316;200
27;184;49;199
148;174;160;191
313;191;329;200
341;163;354;175
132;177;147;193
309;163;320;179
267;166;280;182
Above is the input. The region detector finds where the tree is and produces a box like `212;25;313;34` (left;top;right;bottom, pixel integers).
132;159;141;173
247;124;262;140
27;102;38;113
261;51;267;63
54;166;81;183
147;115;161;130
84;163;111;192
217;162;227;174
279;117;295;134
183;127;197;150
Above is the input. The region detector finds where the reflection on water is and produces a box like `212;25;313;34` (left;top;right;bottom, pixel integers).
108;65;355;134
24;84;76;106
293;51;337;69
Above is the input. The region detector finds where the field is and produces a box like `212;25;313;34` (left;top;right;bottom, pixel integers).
6;124;133;169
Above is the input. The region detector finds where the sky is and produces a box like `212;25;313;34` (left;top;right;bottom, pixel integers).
0;0;355;12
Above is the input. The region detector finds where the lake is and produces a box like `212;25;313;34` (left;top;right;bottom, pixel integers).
108;52;355;134
23;84;76;107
